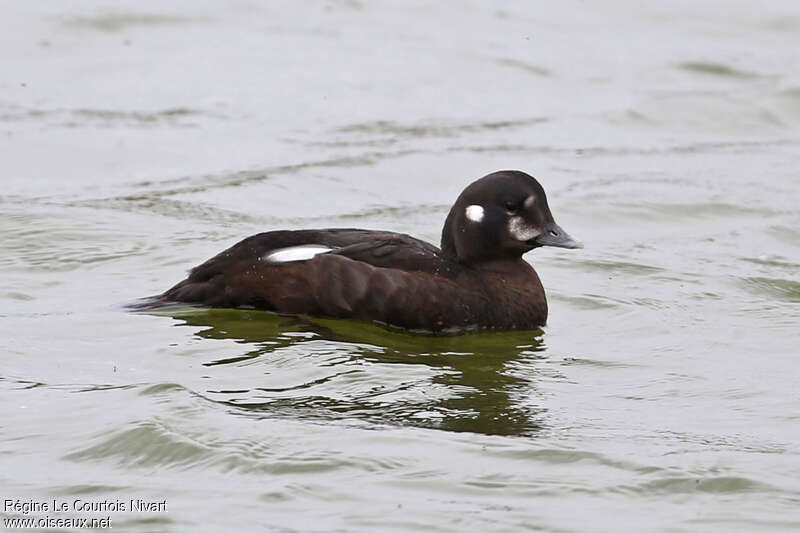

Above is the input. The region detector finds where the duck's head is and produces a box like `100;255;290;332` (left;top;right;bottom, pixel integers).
441;170;582;263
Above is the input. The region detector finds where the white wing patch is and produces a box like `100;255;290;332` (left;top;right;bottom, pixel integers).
465;204;484;222
508;216;540;241
264;245;333;263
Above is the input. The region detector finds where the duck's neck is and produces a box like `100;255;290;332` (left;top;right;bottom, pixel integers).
439;208;458;260
470;257;533;274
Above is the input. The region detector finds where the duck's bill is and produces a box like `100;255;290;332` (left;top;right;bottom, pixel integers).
528;223;584;249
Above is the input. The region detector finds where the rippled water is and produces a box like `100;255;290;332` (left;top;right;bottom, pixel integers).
2;1;799;531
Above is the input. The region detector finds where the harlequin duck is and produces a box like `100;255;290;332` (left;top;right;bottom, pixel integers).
154;170;582;332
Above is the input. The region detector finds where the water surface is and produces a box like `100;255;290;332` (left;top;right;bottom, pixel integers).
2;1;799;531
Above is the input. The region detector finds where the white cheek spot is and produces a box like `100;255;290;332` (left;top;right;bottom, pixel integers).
523;195;536;209
264;245;333;263
465;204;484;222
508;216;541;241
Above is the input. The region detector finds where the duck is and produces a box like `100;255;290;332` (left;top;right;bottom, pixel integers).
153;170;582;332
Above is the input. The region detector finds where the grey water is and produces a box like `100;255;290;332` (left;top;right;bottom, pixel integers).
2;1;799;531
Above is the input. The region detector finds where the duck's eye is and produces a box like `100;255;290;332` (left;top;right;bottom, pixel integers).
504;201;519;213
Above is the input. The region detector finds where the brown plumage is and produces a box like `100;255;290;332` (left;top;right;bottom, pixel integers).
151;170;582;332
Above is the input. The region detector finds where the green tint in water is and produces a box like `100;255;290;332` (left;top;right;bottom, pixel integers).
144;307;547;437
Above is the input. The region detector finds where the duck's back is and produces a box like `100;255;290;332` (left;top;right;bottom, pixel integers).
158;229;504;331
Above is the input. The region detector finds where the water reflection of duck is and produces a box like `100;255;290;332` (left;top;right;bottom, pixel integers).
164;308;549;436
147;171;581;332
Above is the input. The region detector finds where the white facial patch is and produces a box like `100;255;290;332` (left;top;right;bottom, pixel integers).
465;204;484;222
508;216;541;241
264;245;332;263
523;195;536;209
